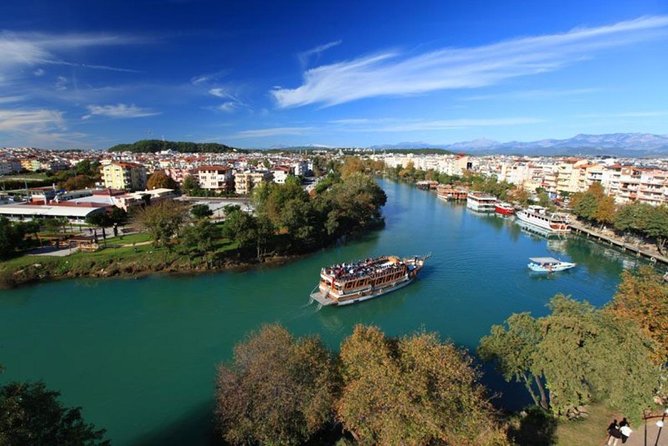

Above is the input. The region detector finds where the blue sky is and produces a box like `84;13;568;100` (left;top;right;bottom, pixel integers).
1;0;667;149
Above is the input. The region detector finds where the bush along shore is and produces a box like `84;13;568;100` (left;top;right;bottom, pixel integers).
0;172;386;289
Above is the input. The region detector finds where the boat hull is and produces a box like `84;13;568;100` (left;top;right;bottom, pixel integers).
310;276;415;306
495;204;515;215
528;262;576;272
516;211;569;233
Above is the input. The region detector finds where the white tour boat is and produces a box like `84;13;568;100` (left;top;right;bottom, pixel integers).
528;257;577;273
516;205;570;233
310;254;429;306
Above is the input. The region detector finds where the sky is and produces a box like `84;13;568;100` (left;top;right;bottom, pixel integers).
1;0;667;149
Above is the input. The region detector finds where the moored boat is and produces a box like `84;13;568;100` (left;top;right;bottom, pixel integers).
495;202;515;215
466;192;497;212
310;254;430;306
528;257;576;273
516;205;570;233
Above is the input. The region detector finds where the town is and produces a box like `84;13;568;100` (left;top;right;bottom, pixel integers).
1;146;667;224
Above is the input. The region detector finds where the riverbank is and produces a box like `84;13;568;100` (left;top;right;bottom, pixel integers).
570;219;668;265
0;239;303;289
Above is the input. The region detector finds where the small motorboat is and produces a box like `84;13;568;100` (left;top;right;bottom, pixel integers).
528;257;576;273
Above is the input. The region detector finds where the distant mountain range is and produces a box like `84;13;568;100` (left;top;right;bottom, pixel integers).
369;133;668;157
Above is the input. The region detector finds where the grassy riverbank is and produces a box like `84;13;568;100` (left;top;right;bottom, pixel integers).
0;236;244;288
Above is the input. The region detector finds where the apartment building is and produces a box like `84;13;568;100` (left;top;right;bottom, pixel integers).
101;162;147;191
0;159;21;175
271;166;291;184
234;171;272;195
195;165;233;191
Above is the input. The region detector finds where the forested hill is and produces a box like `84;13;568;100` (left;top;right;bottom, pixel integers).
107;140;244;153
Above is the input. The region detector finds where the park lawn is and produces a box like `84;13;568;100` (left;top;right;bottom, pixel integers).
105;232;153;245
555;403;618;446
0;172;50;181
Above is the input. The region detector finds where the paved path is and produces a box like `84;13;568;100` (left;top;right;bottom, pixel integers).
27;246;79;257
621;420;667;446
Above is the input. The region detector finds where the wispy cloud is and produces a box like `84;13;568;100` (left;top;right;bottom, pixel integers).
231;127;312;138
190;69;229;85
576;111;668;118
272;16;668;108
55;76;68;91
332;117;544;132
0;108;65;131
463;88;600;101
82;103;160;119
207;86;248;113
0;31;143;74
298;40;342;67
209;87;235;99
0;95;25;104
216;102;238;113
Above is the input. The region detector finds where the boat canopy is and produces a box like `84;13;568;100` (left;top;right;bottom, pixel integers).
529;257;561;264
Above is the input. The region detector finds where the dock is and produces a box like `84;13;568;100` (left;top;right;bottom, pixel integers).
570;222;668;265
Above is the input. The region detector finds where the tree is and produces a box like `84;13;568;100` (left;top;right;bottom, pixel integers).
181;175;201;196
570;183;605;222
594;195;616;227
479;313;548;410
62;175;96;191
132;200;189;248
0;381;108;446
216;324;337;446
481;295;661;419
337;325;509;446
318;173;387;238
74;159;100;177
0;217;27;260
146;171;177;190
221;206;273;259
606;266;668;363
42;217;69;234
190;204;213;219
85;212;115;242
644;205;668;254
179;219;218;255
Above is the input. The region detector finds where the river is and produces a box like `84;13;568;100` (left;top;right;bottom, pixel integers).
0;179;641;445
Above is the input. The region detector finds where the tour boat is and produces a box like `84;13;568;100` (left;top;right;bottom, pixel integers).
528;257;577;273
516;205;570;233
310;254;430;306
495;202;515;215
466;192;497;212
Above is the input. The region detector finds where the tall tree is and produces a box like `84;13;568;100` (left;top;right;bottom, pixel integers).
190;204;213;219
479;313;548;410
0;381;109;446
216;324;337;446
338;325;509;446
644;205;668;254
180;175;201;196
132;201;189;248
146;171;177;190
606;266;668;363
481;294;661;419
0;217;27;260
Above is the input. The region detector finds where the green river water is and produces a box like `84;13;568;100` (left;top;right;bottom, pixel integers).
0;179;645;445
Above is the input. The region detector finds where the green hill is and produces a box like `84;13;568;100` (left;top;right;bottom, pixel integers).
107;140;244;153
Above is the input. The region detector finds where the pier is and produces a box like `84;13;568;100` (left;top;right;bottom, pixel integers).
570;222;668;266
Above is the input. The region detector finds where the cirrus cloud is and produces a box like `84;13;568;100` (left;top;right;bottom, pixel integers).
272;16;668;108
82;103;160;119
